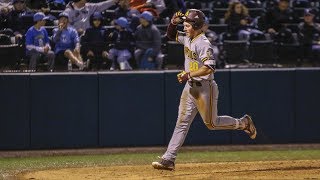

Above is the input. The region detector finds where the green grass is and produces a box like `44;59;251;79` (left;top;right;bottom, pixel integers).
1;149;320;177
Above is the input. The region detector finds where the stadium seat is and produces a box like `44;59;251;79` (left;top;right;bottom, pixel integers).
222;40;248;64
249;40;275;63
0;44;20;71
166;41;184;68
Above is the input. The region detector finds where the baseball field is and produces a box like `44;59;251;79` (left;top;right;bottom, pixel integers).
1;144;320;179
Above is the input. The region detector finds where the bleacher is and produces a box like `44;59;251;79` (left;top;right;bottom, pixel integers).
1;0;320;72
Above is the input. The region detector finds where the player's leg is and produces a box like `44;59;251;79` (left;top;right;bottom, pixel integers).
197;80;257;139
152;84;198;170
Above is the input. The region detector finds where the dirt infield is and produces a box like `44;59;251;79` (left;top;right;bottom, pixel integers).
19;160;320;180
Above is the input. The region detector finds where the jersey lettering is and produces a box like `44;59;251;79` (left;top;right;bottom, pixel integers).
184;46;197;60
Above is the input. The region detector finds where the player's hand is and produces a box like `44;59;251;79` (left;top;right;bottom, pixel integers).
177;71;190;83
171;11;185;25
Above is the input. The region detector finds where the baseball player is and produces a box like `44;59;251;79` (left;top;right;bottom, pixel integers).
152;9;257;171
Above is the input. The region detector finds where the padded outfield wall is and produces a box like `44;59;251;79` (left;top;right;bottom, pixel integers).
0;68;319;149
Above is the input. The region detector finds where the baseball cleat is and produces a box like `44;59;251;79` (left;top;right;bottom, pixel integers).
152;157;175;171
243;114;257;139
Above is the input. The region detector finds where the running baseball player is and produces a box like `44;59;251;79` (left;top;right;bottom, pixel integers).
152;9;257;171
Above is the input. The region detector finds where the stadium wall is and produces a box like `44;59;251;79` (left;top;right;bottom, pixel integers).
0;68;319;150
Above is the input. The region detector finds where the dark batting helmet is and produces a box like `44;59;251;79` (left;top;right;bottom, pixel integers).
184;9;206;30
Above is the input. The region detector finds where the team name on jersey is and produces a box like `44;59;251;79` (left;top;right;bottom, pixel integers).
184;46;197;60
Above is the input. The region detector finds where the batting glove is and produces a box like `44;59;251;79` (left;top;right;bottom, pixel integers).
171;11;185;25
177;71;191;83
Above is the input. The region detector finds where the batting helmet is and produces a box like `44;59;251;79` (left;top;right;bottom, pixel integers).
184;9;205;30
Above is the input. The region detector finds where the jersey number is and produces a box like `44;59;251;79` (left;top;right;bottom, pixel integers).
189;62;199;72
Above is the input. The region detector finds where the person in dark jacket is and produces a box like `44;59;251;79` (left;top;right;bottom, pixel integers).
107;16;134;70
264;0;298;34
298;8;320;65
81;12;109;69
134;11;163;69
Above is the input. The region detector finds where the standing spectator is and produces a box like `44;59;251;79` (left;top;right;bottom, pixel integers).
298;9;320;66
63;0;119;35
107;16;134;70
25;12;55;71
81;12;109;70
134;11;163;69
52;12;86;70
264;0;297;34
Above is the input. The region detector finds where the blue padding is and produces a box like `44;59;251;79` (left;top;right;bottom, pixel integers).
30;73;99;149
230;69;295;144
295;68;320;142
164;70;232;145
0;74;30;149
99;72;165;146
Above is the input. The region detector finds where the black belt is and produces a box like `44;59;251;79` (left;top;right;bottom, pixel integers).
188;81;202;87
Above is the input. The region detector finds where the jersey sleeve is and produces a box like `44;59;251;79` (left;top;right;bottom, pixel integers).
198;43;216;70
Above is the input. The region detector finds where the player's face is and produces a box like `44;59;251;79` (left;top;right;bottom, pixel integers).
183;21;195;38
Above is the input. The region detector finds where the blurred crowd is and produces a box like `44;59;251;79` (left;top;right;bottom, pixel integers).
0;0;320;72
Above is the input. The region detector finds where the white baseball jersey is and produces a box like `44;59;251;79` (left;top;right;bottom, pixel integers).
176;31;215;81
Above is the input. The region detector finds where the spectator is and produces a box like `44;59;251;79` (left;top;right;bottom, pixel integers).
25;0;50;13
107;16;134;70
7;0;33;43
264;0;297;34
52;12;86;70
129;0;158;17
0;0;12;15
134;11;163;69
127;8;140;32
225;1;262;41
48;0;66;10
114;0;130;19
202;17;224;68
25;12;55;71
298;8;320;66
81;12;109;70
63;0;119;35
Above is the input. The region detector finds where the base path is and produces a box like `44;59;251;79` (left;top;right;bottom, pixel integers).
19;160;320;180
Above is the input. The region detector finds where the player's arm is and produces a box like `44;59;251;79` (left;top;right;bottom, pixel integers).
190;66;214;77
166;11;184;40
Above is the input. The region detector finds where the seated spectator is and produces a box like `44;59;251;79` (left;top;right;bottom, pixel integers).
134;11;163;69
129;0;158;17
107;16;134;70
298;9;320;66
127;8;140;32
7;0;33;43
81;12;108;69
114;0;130;19
52;12;86;70
0;0;12;15
264;0;298;35
25;0;50;13
48;0;66;10
202;17;224;68
25;12;55;71
63;0;119;35
224;1;263;41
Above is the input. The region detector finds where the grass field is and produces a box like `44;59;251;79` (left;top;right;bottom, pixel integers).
1;148;320;179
